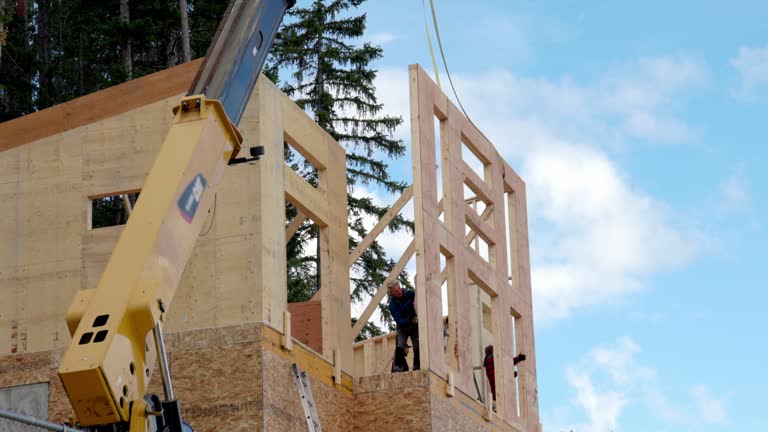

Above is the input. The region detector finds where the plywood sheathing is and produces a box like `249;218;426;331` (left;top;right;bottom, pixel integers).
408;63;539;429
429;373;522;432
353;370;431;432
0;350;72;423
0;59;203;152
0;323;358;431
262;348;354;431
287;301;323;353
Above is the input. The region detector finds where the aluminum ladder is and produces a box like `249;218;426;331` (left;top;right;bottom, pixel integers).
292;363;323;432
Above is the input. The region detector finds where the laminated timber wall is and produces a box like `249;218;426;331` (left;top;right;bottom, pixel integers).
0;59;349;364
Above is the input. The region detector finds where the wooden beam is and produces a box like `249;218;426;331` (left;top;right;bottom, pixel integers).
463;162;494;205
0;59;203;152
465;205;493;246
283;167;329;227
348;186;413;266
285;212;308;245
464;203;496;247
281;101;333;170
349;239;415;341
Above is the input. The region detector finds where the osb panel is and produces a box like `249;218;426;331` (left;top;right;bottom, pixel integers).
167;340;263;431
429;373;519;432
0;350;73;423
353;370;431;432
287;301;322;353
355;369;430;394
262;348;353;432
164;323;264;353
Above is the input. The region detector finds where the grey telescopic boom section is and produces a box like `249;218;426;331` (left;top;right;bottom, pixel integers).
0;407;86;432
188;0;295;127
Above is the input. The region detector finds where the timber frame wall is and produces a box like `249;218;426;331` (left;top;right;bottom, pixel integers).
410;64;539;428
0;61;540;431
349;65;540;430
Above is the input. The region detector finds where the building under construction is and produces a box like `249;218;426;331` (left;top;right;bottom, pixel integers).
0;57;541;431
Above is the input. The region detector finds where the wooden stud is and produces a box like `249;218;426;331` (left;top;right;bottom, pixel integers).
285;212;307;245
348;186;413;266
283;167;329;227
282;310;293;351
333;348;342;385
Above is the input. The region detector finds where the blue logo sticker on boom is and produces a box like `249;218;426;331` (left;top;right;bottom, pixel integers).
178;174;207;223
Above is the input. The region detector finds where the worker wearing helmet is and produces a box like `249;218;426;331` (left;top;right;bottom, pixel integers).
388;280;420;372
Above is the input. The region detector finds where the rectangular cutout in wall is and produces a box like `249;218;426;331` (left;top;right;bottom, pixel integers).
465;223;491;263
90;191;140;229
462;135;489;184
511;309;524;418
284;138;319;189
504;190;519;287
285;201;320;303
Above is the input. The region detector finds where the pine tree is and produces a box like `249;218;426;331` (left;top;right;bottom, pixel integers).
268;0;413;333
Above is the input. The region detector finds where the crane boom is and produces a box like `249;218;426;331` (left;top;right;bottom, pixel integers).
56;1;293;431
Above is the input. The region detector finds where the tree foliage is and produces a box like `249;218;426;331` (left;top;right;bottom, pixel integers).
0;0;227;121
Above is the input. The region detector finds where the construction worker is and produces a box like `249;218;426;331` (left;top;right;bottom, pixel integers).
387;280;420;372
483;345;526;403
483;345;496;401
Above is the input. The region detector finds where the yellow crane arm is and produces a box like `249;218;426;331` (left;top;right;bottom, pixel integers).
58;96;241;427
54;1;294;429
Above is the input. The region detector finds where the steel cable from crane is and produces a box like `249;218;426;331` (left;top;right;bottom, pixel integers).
424;0;505;167
426;0;472;123
421;0;442;89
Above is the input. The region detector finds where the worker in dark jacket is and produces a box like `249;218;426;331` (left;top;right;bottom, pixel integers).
388;280;420;372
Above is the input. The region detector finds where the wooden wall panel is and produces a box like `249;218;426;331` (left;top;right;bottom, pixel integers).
409;64;540;430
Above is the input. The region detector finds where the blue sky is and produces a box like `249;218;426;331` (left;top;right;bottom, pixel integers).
348;1;767;431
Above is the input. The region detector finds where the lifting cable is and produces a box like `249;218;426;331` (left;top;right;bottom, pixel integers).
422;0;506;168
421;0;442;89
423;0;473;123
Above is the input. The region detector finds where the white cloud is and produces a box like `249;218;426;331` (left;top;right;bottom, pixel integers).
719;168;751;214
368;31;396;45
565;368;627;432
552;337;727;431
372;55;710;323
730;46;768;99
525;145;703;321
692;384;727;423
